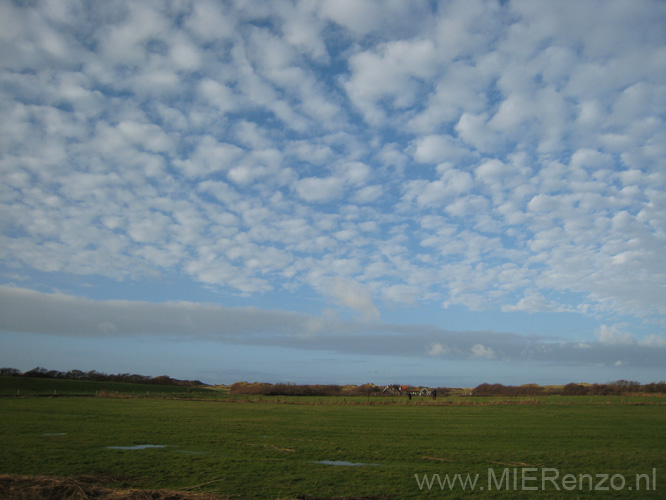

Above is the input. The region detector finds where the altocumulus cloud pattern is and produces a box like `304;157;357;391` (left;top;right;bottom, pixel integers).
0;0;665;384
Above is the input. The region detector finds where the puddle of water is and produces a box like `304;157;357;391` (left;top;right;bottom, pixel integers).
315;460;379;466
43;432;67;436
106;445;166;450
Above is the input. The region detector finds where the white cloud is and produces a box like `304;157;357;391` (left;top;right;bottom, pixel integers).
169;33;202;71
343;37;437;123
470;344;496;359
445;195;489;218
352;185;383;204
596;324;634;346
97;321;117;333
428;342;449;356
638;335;666;348
475;159;512;185
116;120;172;153
413;135;470;164
456;113;503;153
319;0;383;35
338;161;371;186
383;284;421;304
406;167;474;207
502;292;553;313
185;0;235;41
323;278;380;321
235;121;272;150
2;287;665;372
295;177;345;203
527;194;561;213
175;137;244;178
127;211;172;244
274;1;328;61
198;79;238;114
319;0;431;38
97;3;170;66
570;148;613;170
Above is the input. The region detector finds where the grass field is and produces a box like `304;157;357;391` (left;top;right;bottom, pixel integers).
1;392;665;499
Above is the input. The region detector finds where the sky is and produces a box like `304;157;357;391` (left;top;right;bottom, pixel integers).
1;0;665;387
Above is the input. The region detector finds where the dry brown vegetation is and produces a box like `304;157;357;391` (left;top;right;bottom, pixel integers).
229;382;381;397
472;380;666;397
0;475;227;500
0;475;393;500
228;380;666;398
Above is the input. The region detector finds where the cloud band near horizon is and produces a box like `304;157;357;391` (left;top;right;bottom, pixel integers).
2;286;664;370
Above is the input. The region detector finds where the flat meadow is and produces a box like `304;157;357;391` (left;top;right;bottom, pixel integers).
1;385;665;499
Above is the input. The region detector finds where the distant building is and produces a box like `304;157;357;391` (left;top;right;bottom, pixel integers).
382;384;404;395
382;384;432;396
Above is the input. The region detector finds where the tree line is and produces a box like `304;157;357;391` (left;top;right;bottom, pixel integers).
230;380;666;397
229;382;384;397
471;380;666;397
0;366;204;387
4;368;664;396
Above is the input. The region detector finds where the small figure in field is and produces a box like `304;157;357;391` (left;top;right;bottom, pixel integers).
408;392;412;400
432;389;437;401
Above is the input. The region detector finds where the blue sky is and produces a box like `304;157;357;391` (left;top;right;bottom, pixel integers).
1;0;665;386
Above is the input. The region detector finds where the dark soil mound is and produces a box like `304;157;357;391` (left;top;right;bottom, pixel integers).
0;475;227;500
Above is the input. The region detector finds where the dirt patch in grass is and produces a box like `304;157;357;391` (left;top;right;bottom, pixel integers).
488;460;544;467
420;455;455;462
0;476;392;500
265;444;296;452
0;475;229;500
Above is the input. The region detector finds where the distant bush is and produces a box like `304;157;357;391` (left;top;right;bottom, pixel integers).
472;383;547;397
643;381;666;393
590;384;621;396
471;380;666;397
229;382;382;397
348;383;382;396
0;366;204;387
432;387;452;397
229;382;272;395
562;381;645;397
4;367;665;397
562;383;588;396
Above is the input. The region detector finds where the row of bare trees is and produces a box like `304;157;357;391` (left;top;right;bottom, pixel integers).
229;382;382;396
231;380;666;397
472;380;666;396
5;367;664;396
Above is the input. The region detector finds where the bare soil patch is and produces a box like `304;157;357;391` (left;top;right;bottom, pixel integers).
0;475;227;500
0;476;391;500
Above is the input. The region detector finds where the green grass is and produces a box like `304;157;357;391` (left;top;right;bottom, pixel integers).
1;397;664;499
